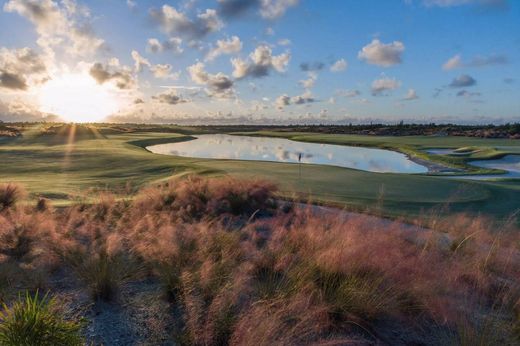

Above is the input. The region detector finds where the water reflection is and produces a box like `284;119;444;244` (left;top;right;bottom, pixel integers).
147;134;428;174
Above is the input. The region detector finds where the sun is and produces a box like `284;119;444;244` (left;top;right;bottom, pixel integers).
38;73;120;123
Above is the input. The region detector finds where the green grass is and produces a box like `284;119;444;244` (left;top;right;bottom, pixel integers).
1;124;519;222
0;291;84;346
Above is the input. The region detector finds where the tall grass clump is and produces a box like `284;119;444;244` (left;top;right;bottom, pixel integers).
0;291;83;346
0;183;25;212
54;208;140;301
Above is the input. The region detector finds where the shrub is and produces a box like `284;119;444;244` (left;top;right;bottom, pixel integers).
0;183;25;212
0;291;83;346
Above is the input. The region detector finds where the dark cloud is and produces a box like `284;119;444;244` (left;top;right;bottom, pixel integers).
217;0;299;19
456;90;481;97
449;74;476;88
218;0;260;18
0;71;27;90
89;63;135;89
291;94;315;104
469;54;508;67
152;90;189;105
299;61;325;72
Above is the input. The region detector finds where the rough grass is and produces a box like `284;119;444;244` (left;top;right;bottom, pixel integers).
0;291;84;346
0;176;519;344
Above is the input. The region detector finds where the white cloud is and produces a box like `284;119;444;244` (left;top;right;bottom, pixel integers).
402;88;419;100
260;0;299;19
149;5;223;39
4;0;105;57
330;58;347;72
232;45;290;79
206;36;243;61
371;76;401;95
188;62;235;98
147;37;183;54
443;53;508;70
358;39;405;67
131;50;150;73
299;72;317;89
442;54;462;70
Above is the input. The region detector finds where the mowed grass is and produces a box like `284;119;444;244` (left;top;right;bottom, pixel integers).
0;124;519;222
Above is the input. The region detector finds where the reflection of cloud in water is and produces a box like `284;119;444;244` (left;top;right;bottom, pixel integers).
275;149;290;161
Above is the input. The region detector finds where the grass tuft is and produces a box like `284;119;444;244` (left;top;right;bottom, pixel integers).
0;291;84;346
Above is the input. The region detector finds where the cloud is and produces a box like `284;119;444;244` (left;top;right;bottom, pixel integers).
0;47;48;91
275;91;315;108
291;91;315;104
187;62;235;98
217;0;259;18
337;89;361;98
152;89;189;104
442;54;462;70
217;0;299;20
126;0;136;9
0;99;58;122
449;74;476;87
149;5;222;39
422;0;509;9
300;61;324;72
275;94;291;108
150;64;179;79
402;88;419;100
371;76;401;96
358;39;405;67
131;50;150;73
0;71;27;90
330;58;347;72
4;0;105;57
456;89;481;97
260;0;299;19
299;72;317;89
206;36;243;61
231;45;290;79
89;62;135;89
277;38;291;46
147;37;183;54
443;54;508;70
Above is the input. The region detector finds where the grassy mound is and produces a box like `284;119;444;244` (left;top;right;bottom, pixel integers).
0;176;519;344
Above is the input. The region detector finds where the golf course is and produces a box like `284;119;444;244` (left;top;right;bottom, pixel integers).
1;123;519;223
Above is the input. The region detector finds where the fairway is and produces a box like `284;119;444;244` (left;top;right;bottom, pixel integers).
1;124;519;222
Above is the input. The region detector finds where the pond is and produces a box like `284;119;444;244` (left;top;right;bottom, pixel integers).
426;148;520;180
460;155;520;180
147;134;428;174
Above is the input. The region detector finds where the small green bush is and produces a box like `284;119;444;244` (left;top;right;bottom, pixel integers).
0;291;84;346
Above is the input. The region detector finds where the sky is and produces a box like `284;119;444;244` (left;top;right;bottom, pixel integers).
0;0;519;124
